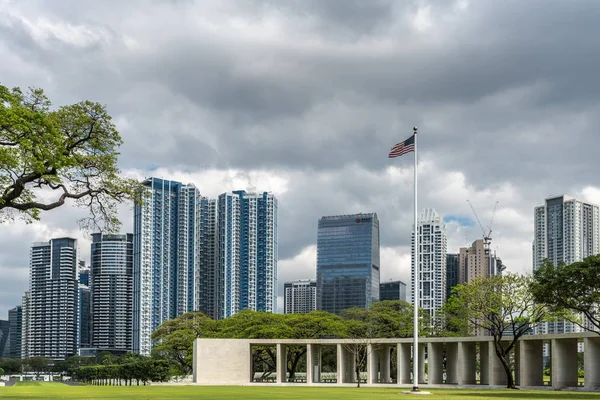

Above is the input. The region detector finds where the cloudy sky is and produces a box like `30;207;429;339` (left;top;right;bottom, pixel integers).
1;0;600;318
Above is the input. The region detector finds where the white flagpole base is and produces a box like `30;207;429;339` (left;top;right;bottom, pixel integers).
402;389;432;395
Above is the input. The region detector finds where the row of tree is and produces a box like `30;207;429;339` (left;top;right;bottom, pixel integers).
71;358;170;386
0;351;173;386
0;356;61;376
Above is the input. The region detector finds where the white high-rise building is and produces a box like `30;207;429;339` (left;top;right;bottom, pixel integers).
20;292;30;359
25;238;79;360
284;280;317;314
91;233;133;354
411;209;447;325
533;195;600;334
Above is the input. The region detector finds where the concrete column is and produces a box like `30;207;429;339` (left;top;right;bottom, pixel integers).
479;342;490;385
418;345;425;384
445;342;458;384
345;345;357;383
518;340;543;387
338;344;356;384
427;342;443;384
276;344;287;383
380;345;391;383
398;343;412;384
488;341;508;386
250;345;256;382
458;341;477;385
306;344;314;384
367;344;378;384
584;337;600;389
337;344;344;384
308;344;321;383
551;338;578;388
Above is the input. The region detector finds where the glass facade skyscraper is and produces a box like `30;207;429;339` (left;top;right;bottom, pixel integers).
316;213;380;314
7;306;22;358
379;280;407;302
446;253;459;300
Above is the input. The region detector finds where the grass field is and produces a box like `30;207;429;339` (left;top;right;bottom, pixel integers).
0;382;599;400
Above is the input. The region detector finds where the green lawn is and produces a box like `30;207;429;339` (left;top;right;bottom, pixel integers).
0;383;598;400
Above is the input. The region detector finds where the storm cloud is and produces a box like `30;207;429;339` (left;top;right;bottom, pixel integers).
1;0;599;315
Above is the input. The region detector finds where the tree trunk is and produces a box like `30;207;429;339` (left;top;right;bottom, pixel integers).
355;351;361;388
288;350;308;382
288;355;301;382
493;337;518;389
499;353;515;389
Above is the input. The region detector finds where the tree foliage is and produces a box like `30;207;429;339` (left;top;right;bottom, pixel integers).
531;256;600;334
151;311;217;375
342;300;428;338
0;358;22;375
151;301;429;384
71;358;170;386
441;273;550;389
22;357;50;378
340;300;420;387
0;85;140;231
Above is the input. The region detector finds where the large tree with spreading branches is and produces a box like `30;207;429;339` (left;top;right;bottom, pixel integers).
531;256;600;334
442;274;551;389
0;85;139;231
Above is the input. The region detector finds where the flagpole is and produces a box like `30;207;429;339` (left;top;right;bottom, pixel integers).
412;126;420;392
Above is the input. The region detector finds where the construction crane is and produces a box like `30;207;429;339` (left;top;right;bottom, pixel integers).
466;200;498;250
467;200;500;275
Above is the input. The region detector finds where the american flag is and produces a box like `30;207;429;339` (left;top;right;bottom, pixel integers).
388;135;415;158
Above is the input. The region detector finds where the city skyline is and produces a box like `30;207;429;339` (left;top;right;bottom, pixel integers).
2;1;600;318
2;193;600;319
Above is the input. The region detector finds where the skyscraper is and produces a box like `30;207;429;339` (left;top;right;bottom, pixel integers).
533;195;600;334
533;195;599;270
21;292;30;358
457;240;504;284
133;178;279;354
133;178;203;356
77;262;91;350
217;191;278;319
197;198;219;319
78;284;91;349
316;213;380;314
380;280;407;302
91;233;133;354
7;306;22;358
78;261;90;286
0;320;8;357
284;280;317;314
412;209;447;324
25;238;79;360
446;253;459;300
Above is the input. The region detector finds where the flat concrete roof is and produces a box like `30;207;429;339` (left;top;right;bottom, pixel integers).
195;331;598;346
